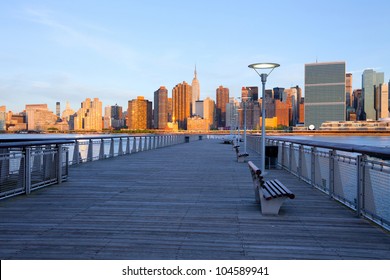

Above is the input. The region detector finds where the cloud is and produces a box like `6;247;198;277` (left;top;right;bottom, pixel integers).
22;7;139;70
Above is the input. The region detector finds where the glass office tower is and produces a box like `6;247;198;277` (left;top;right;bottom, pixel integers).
304;61;346;129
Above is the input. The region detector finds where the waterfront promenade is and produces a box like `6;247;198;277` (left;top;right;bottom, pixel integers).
1;139;390;259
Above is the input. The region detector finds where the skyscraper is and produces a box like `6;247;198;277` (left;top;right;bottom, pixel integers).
0;106;6;131
216;85;229;128
127;96;152;130
154;86;168;129
172;82;191;130
304;61;346;129
203;97;216;129
25;104;59;131
191;66;200;116
74;98;103;131
61;101;75;122
374;83;389;119
56;102;60;118
104;105;111;129
362;69;385;120
345;73;353;107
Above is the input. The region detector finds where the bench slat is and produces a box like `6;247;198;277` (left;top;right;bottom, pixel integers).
266;180;286;197
264;179;295;199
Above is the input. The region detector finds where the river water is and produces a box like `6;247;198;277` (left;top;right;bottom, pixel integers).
273;135;390;148
1;133;390;147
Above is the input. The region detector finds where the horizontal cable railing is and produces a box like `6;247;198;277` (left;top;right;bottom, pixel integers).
247;135;390;231
0;139;73;200
0;134;188;200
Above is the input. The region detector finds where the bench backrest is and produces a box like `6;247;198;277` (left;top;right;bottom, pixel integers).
248;161;263;184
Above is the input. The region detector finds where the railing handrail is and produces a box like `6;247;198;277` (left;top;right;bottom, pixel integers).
0;139;75;148
0;134;141;143
267;136;390;160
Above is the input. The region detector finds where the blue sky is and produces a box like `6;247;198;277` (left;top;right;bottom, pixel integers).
1;0;389;113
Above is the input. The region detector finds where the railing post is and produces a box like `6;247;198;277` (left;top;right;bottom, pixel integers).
138;137;143;152
289;143;293;172
99;139;105;159
56;144;63;185
281;142;285;169
329;149;335;198
125;137;130;154
132;137;137;153
73;140;80;164
87;139;94;162
298;144;303;179
356;155;365;217
109;138;115;157
148;137;152;150
118;138;123;156
311;147;316;187
24;147;31;195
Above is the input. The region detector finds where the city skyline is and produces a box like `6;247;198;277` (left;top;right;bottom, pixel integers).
1;0;390;113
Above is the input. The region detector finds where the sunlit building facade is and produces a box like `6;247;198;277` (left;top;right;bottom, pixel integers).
25;104;58;131
191;66;200;116
216;85;229;128
74;98;103;131
154;86;168;129
127;96;152;130
172;82;191;130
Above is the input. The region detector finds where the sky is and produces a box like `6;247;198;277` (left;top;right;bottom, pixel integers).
1;0;389;113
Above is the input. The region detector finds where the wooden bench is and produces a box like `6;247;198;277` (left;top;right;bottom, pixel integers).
247;161;295;215
234;146;249;162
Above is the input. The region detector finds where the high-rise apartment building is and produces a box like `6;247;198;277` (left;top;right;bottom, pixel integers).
216;85;229;128
74;98;103;131
0;106;6;131
111;104;123;129
353;89;363;120
167;97;173;123
127;96;152;130
241;87;258;101
203;97;216;129
56;102;60;118
346;73;353;107
191;66;200;116
374;83;389;119
172;82;192;130
195;100;204;118
104;106;112;129
61;102;75;122
362;69;385;120
25;104;58;131
304;61;346;129
154;86;168;129
226;98;238;129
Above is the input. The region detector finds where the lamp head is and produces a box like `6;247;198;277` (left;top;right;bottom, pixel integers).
248;63;280;70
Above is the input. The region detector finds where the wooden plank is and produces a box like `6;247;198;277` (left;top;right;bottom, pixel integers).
0;139;389;260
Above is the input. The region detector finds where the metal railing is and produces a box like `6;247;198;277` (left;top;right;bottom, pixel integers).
67;134;186;164
0;134;187;200
0;140;73;200
247;135;390;231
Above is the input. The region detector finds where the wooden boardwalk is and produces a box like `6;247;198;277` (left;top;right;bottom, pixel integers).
1;139;390;260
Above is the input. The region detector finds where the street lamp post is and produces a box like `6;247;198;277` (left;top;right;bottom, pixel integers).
248;63;280;172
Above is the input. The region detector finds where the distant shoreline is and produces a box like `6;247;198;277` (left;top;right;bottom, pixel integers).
2;130;390;137
265;130;390;136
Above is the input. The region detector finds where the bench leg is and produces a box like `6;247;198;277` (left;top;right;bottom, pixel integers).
259;190;288;215
252;182;260;203
237;156;248;163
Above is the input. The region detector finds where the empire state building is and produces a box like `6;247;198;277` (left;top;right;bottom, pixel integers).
191;66;200;115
